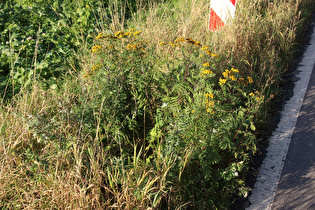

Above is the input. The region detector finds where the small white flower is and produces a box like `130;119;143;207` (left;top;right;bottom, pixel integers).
161;102;168;108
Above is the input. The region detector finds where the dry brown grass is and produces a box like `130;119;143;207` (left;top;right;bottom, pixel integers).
0;82;175;209
131;0;309;87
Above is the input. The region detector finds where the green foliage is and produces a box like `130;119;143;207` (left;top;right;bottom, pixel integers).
0;0;99;96
151;39;263;208
0;0;171;98
76;30;162;156
77;31;265;208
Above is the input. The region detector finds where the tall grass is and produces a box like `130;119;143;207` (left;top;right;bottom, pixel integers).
131;0;305;84
0;0;314;209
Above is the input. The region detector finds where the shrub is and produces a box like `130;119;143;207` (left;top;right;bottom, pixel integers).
0;0;99;96
79;29;265;208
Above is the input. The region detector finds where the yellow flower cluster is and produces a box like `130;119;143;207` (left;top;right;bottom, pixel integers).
95;32;104;39
91;45;103;54
203;63;211;67
222;68;239;78
95;29;142;40
168;42;178;47
126;41;145;51
205;93;215;114
114;30;142;38
205;93;214;99
174;37;202;47
107;45;114;49
160;37;219;59
95;33;115;40
219;78;227;85
200;46;219;58
247;76;253;83
133;31;142;36
249;91;264;101
200;63;214;77
200;68;213;76
93;29;147;54
219;68;243;85
83;65;101;78
237;76;253;86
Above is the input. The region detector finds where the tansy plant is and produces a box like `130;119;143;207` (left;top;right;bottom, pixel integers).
80;30;265;208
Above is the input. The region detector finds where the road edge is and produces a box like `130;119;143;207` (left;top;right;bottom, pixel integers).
246;23;315;210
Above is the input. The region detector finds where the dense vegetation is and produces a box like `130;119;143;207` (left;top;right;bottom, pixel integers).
0;0;314;209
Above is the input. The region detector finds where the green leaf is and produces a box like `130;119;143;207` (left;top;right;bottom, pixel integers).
250;121;256;131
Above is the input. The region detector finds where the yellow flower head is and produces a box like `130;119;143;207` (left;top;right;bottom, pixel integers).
175;37;185;43
95;32;104;39
219;78;227;85
211;53;219;58
249;92;255;97
201;46;209;51
247;76;253;83
185;38;195;44
205;50;212;55
205;99;215;114
207;108;215;114
202;63;211;67
107;45;114;49
231;68;239;73
222;71;229;78
124;32;132;37
169;42;177;47
230;75;237;81
92;45;103;53
194;41;202;47
205;93;214;99
126;42;145;51
201;69;213;75
115;31;124;38
104;34;114;39
205;100;215;108
133;31;142;36
238;77;245;84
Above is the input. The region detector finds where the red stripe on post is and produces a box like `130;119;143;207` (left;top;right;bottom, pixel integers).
230;0;236;6
209;8;224;31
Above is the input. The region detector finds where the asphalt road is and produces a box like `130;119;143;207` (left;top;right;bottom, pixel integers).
272;61;315;209
247;12;315;210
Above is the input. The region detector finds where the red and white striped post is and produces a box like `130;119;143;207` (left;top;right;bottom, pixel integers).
209;0;237;31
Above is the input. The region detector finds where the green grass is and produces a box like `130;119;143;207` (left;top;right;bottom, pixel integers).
0;0;314;209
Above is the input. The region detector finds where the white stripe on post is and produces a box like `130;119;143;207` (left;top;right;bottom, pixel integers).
209;0;237;31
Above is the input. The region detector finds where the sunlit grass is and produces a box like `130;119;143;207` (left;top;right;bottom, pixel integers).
0;0;315;209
